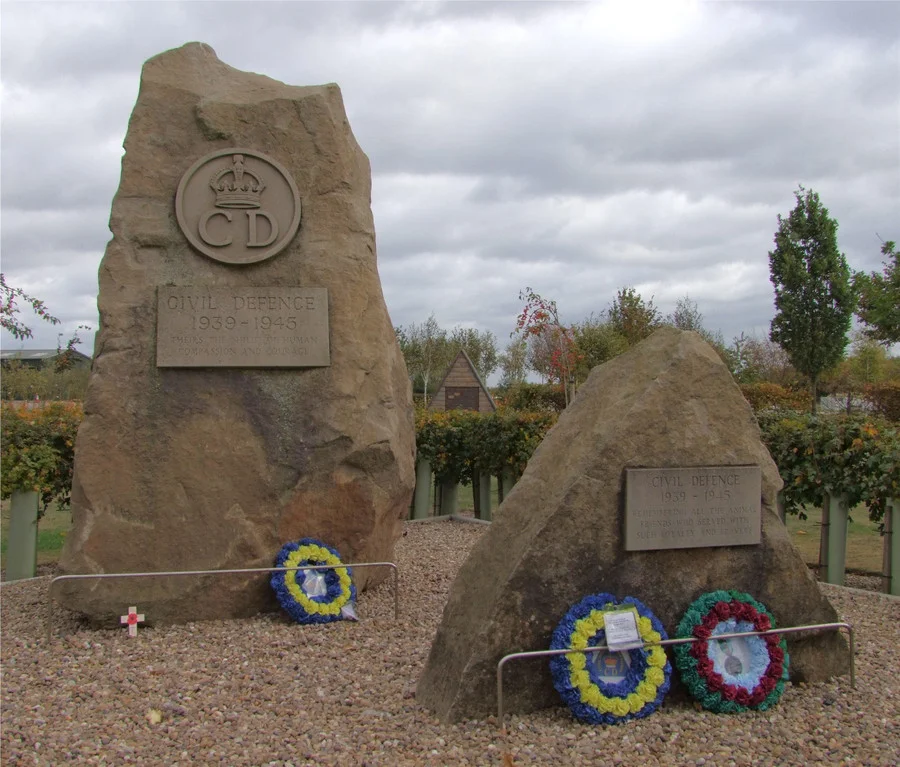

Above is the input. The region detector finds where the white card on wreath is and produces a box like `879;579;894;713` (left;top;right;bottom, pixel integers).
604;608;643;651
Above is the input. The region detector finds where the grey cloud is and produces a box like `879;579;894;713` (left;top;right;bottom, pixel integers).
1;207;112;265
1;0;897;362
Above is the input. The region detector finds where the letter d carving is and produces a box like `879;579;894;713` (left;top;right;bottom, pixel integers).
247;211;279;248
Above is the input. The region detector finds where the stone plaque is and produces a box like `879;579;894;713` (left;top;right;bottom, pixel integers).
624;466;761;551
175;148;301;264
156;286;329;367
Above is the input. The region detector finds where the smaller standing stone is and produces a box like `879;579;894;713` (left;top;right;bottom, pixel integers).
417;328;851;722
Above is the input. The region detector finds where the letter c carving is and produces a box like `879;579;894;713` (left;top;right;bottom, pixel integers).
199;210;233;247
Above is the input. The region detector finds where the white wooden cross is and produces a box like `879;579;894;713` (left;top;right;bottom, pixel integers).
120;606;145;637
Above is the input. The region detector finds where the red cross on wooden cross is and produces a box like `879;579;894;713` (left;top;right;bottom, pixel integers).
120;606;145;637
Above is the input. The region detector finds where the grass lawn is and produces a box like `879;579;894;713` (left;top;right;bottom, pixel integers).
783;505;884;573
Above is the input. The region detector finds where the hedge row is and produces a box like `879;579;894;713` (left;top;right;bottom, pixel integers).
415;407;557;485
757;410;899;522
3;402;896;524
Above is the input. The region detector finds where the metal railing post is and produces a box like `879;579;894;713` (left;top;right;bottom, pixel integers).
496;622;854;732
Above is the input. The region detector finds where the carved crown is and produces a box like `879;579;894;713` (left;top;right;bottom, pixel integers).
209;154;265;208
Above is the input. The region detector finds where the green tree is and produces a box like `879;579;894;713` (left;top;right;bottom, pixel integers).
824;333;889;414
768;186;855;413
571;314;627;380
607;287;661;346
498;337;528;387
667;295;704;332
396;314;452;404
854;238;899;345
397;317;498;402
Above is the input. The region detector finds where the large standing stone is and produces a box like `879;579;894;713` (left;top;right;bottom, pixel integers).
59;43;415;623
417;328;850;722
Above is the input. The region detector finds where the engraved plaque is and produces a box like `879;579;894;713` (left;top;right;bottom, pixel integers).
156;287;329;368
624;466;761;551
175;148;301;265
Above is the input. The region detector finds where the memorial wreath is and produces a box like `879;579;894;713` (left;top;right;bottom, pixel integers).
674;590;789;713
549;593;671;725
271;538;356;625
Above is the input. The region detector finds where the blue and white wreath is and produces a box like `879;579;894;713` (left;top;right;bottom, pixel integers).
549;593;672;725
270;538;357;625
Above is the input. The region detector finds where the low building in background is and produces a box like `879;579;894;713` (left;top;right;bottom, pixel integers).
0;349;91;369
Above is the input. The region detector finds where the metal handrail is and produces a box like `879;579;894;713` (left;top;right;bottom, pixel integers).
47;562;398;642
497;621;854;732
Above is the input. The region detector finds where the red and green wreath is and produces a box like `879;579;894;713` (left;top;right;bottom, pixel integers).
674;590;789;713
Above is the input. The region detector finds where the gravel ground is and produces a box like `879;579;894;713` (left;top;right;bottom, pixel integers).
2;520;898;767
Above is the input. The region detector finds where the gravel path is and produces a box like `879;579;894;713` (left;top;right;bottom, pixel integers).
2;520;898;766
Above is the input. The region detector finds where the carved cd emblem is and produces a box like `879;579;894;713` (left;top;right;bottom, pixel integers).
175;148;301;265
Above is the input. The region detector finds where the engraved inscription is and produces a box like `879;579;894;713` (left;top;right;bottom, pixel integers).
624;466;762;551
175;149;301;265
156;287;329;368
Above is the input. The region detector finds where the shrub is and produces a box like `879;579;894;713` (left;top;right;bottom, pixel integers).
0;401;83;516
757;410;899;522
499;382;567;413
415;408;557;484
740;382;809;413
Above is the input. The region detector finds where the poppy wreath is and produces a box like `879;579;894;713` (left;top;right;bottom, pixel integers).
674;590;789;713
549;593;672;725
270;538;356;625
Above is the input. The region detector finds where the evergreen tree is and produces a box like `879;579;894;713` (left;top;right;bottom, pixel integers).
768;187;854;413
854;239;899;345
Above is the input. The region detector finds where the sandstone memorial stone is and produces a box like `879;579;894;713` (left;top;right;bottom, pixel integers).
417;328;850;722
59;43;415;623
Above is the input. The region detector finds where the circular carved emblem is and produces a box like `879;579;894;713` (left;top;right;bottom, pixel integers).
175;148;301;265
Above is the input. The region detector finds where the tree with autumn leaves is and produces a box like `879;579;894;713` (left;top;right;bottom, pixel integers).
513;287;582;406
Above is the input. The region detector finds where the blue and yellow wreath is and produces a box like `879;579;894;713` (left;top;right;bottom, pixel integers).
674;590;789;713
549;593;672;725
270;538;356;625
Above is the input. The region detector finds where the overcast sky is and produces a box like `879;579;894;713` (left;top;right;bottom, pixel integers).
1;0;898;373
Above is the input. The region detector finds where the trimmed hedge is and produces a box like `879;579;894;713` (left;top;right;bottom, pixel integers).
757;410;899;522
415;407;557;485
